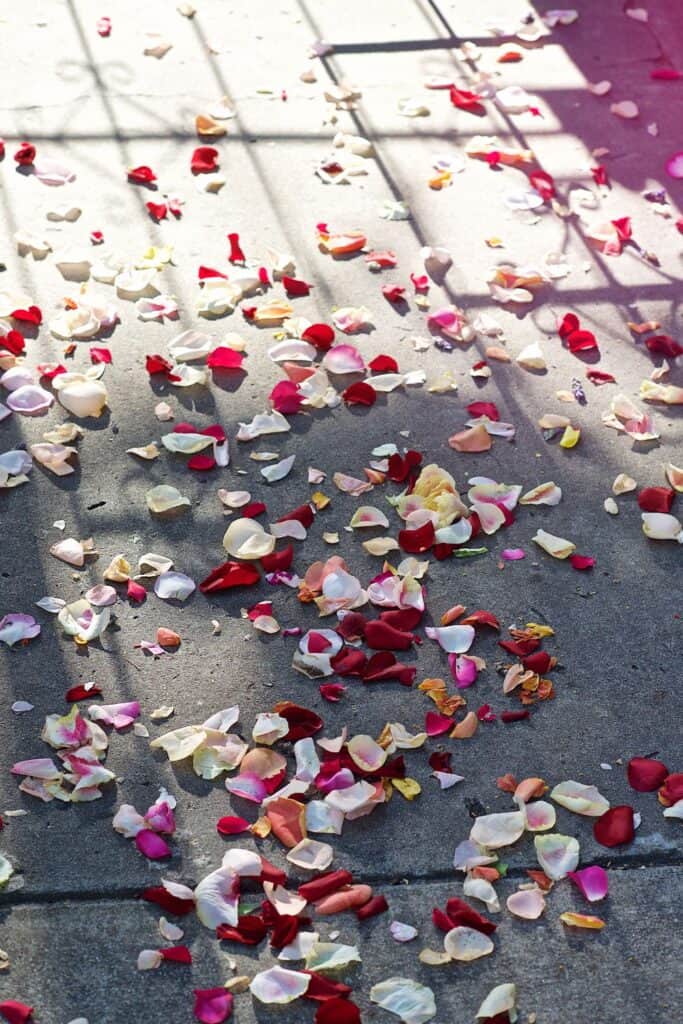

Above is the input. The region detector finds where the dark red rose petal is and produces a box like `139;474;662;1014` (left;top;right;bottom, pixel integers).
593;805;635;847
159;945;192;963
498;637;540;657
89;346;112;364
627;757;669;792
14;142;36;166
319;683;346;702
637;487;674;513
260;546;293;572
66;684;102;702
342;381;376;406
199;561;260;593
364;621;415;651
282;275;312;297
142;886;195;915
315;998;360;1024
187;454;216;472
336;611;367;641
645;334;683;358
501;710;530;723
356;894;388;919
241;501;266;518
380;606;423;631
444;897;497;935
273;701;323;741
429;751;453;772
387;449;422;483
302;972;353;1003
398;520;435;554
362;651;416;685
276;503;314;528
216;915;268;946
330;648;367;676
298;870;354;903
586;369;616;385
659;773;683;807
522;652;554;674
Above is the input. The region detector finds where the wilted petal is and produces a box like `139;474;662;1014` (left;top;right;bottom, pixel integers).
533;529;576;559
641;513;682;542
195;865;240;928
223;518;275;559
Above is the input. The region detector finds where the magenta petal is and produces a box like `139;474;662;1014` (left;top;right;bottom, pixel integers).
193;988;234;1024
665;152;683;179
501;548;526;561
136;829;172;859
568;865;609;902
451;653;478;689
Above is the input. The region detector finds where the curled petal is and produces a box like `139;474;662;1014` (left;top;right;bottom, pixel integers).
476;983;517;1021
533;529;576;559
641;512;682;542
560;912;605;929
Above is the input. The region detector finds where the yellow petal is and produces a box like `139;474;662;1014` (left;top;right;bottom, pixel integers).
392;778;422;800
559;425;580;448
560;912;605;929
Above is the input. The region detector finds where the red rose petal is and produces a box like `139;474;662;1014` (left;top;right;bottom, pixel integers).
425;711;453;736
382;284;406;303
273;702;323;740
241;501;266;518
330;648;367;676
14;142;36;166
65;684;102;702
569;554;596;571
501;709;530;723
362;651;416;685
227;232;245;263
460;609;500;630
298;871;353;903
369;354;398;372
342;381;376;406
127;165;156;184
364;621;415;651
522;651;554;674
529;169;556;200
188;454;216;471
586;369;616;384
638;487;675;513
659;773;683;806
302;323;335;349
89;346;112;364
270;380;304;414
11;305;42;325
302;972;353;1003
387;449;422;483
450;87;484;112
146;201;168;221
627;757;669;792
142;886;195;915
645;334;683;358
1;330;26;356
206;347;244;370
398;520;435;553
216;915;268;946
216;815;251;835
356;894;388;919
0;1001;33;1024
159;945;192;963
319;683;346;702
442;897;497;935
651;68;683;80
191;147;219;174
466;401;500;421
593;805;635;847
198;265;227;280
315;999;360;1024
380;606;423;631
282;275;312;297
199;561;260;593
146;353;175;375
276;503;314;528
260;546;293;572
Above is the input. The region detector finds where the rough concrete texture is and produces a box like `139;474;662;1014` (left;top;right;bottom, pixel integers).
0;0;681;1022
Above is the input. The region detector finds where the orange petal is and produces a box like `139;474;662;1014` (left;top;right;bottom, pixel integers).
157;627;181;647
448;423;492;453
450;711;478;739
265;797;306;848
